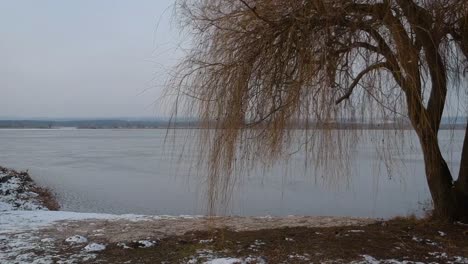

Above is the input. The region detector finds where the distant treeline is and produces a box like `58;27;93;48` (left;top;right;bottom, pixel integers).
0;120;195;129
0;119;465;130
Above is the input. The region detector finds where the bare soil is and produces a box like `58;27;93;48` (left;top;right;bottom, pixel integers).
39;217;468;263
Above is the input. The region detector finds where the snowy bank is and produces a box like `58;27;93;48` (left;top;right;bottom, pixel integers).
0;210;200;234
0;166;59;212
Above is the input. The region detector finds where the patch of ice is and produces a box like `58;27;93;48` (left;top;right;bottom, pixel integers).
200;239;214;244
83;243;106;252
65;235;88;244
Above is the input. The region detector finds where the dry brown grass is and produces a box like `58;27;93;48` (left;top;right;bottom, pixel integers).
91;218;468;263
31;185;60;211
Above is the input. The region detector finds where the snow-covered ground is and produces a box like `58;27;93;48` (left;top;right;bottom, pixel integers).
0;210;157;233
0;168;49;212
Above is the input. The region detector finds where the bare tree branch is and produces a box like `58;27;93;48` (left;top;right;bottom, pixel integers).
336;62;389;105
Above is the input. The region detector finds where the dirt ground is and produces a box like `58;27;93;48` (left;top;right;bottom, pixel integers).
37;217;468;263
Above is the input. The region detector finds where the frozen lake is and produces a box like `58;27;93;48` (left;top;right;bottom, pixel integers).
0;129;463;218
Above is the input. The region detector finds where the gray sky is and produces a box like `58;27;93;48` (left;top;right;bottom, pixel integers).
1;1;465;120
0;0;182;119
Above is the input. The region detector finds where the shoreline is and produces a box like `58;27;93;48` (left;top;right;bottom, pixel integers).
0;166;59;212
1;167;467;263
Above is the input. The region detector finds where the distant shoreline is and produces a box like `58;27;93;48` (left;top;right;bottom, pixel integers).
0;118;466;130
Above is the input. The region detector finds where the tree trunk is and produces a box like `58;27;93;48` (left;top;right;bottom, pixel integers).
455;123;468;221
457;123;468;191
416;130;458;221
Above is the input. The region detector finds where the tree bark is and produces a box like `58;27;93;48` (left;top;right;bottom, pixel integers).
413;121;468;221
396;1;463;220
416;129;458;220
455;123;468;221
458;123;468;192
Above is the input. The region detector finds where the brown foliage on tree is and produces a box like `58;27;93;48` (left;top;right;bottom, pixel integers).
172;0;468;221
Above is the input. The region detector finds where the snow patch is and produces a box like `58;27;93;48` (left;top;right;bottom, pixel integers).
188;249;267;264
199;239;214;244
352;254;468;264
0;210;187;234
248;240;265;252
136;240;156;248
0;168;49;212
0;201;14;211
428;252;448;259
452;256;468;263
203;258;243;264
288;253;311;261
438;231;447;237
65;235;88;244
40;237;55;243
117;242;131;249
83;243;106;252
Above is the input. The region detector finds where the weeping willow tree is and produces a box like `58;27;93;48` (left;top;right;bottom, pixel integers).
171;0;468;221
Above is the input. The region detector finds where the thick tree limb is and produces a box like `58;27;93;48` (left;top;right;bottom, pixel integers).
397;0;448;132
360;27;407;90
335;62;389;105
425;51;448;132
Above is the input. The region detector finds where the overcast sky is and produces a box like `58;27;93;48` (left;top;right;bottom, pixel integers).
1;0;183;119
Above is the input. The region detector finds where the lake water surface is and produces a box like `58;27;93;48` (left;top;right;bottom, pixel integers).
0;129;463;218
